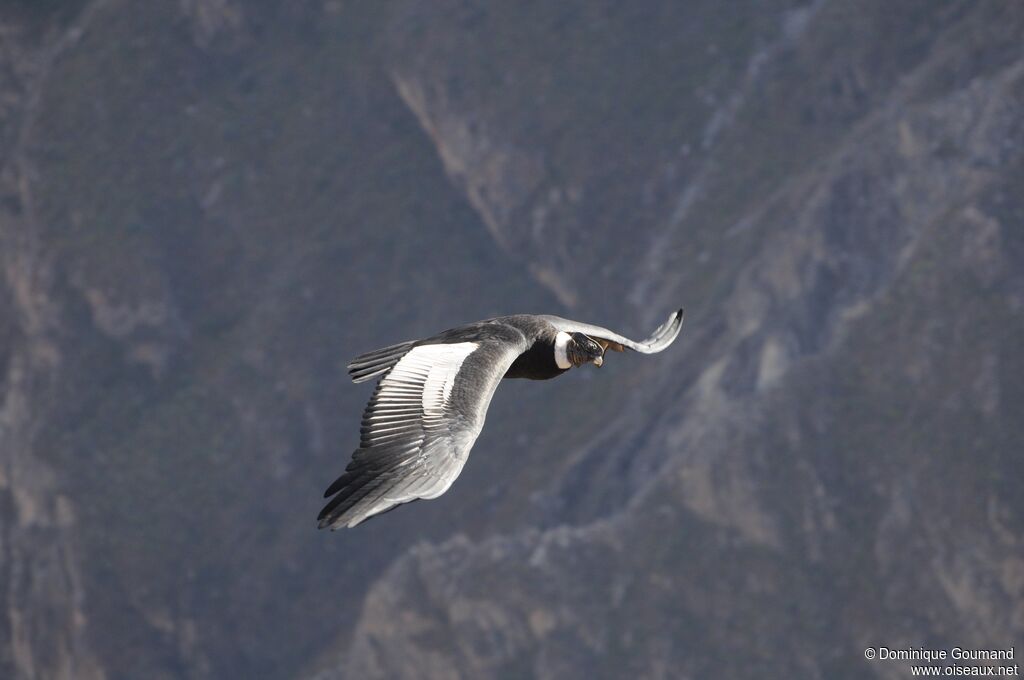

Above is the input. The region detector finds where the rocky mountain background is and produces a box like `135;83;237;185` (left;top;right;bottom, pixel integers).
0;1;1021;678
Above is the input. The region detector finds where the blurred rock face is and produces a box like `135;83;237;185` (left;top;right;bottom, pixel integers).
0;1;1021;679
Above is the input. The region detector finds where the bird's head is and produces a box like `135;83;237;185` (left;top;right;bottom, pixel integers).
567;332;604;367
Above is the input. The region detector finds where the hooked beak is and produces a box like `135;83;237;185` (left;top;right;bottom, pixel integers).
593;355;604;367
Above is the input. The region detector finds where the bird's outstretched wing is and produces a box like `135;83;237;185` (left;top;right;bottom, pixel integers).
540;308;684;353
319;325;527;529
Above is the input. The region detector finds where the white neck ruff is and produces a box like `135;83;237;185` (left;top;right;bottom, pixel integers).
554;331;572;369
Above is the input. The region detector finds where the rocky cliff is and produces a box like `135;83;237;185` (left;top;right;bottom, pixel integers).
0;1;1021;679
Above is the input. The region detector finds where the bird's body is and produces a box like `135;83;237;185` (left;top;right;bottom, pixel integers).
318;309;683;529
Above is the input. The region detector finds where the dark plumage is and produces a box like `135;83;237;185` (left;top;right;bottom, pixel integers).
318;309;684;529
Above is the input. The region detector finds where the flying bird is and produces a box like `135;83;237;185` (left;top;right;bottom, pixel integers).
318;309;684;529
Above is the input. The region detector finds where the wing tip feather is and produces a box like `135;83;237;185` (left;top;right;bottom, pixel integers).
634;307;684;352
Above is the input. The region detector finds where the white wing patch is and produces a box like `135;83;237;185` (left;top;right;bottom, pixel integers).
379;342;478;414
364;343;478;450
